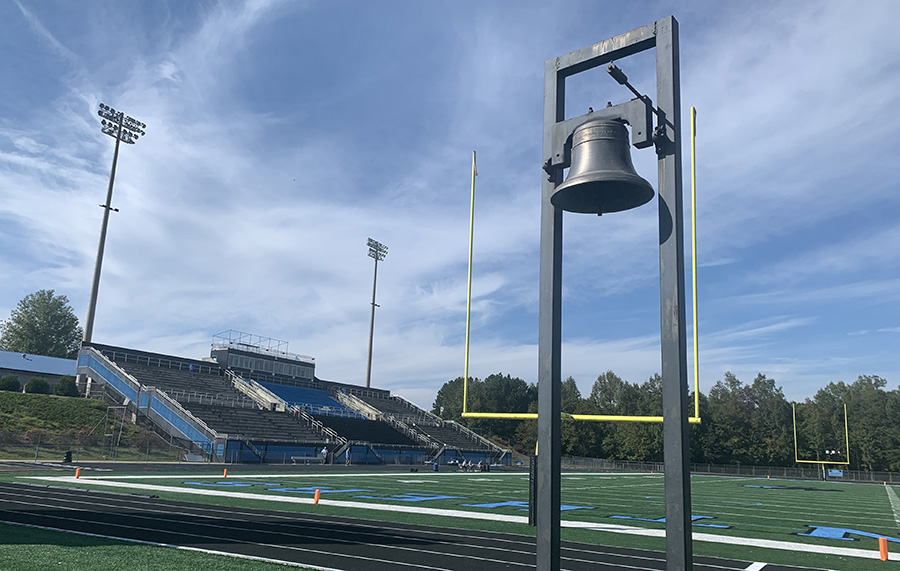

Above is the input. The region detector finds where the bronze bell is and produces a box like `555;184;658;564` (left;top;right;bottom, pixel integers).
551;119;654;214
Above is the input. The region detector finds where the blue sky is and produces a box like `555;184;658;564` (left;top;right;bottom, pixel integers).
1;1;898;410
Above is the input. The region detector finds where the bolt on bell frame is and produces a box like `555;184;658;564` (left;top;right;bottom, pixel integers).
536;16;692;571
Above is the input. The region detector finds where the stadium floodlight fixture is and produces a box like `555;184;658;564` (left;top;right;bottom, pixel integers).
365;238;388;388
367;237;388;261
83;103;148;344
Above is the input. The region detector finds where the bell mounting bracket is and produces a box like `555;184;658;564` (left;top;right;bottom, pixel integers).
543;95;654;178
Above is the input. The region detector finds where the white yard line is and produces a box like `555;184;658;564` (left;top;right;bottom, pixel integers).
22;475;900;562
72;471;648;480
887;484;900;533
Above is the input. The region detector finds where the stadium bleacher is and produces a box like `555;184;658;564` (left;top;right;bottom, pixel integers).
85;342;506;464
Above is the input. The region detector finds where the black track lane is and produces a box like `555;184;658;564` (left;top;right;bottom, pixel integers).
0;483;824;571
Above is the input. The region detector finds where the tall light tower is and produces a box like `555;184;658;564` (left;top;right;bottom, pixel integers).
83;103;146;343
365;238;388;388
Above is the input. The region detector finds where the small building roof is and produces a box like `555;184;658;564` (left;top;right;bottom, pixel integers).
0;350;76;377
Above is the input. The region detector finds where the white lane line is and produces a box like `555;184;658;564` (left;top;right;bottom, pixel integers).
744;563;766;571
887;485;900;532
22;476;900;562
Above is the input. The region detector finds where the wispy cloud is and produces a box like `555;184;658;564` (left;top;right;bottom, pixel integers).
1;2;899;408
12;0;79;62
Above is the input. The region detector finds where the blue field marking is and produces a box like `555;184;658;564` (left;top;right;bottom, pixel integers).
183;481;273;487
182;481;370;494
610;515;731;529
354;493;464;502
460;500;528;509
796;526;900;543
271;486;370;494
743;484;841;492
460;500;592;512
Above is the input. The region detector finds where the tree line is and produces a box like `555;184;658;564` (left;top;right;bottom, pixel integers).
431;371;900;472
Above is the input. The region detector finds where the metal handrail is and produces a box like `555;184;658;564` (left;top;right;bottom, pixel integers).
148;387;219;441
227;370;287;410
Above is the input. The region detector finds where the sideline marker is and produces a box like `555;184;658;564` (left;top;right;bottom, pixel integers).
880;537;889;561
314;489;321;504
223;468;228;478
75;468;81;479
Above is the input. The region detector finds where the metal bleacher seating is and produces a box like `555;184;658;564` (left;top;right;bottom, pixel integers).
315;415;418;446
184;403;321;441
410;422;494;451
351;392;428;421
257;381;363;418
119;362;257;408
348;391;493;451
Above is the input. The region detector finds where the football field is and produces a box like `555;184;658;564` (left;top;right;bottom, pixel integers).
17;468;900;570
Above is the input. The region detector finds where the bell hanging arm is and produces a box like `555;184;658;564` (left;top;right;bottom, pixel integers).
544;95;654;176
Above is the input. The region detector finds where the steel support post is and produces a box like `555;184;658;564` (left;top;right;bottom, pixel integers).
537;51;566;570
655;17;693;571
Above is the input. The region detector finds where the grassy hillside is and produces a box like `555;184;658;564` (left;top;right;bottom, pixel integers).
0;391;182;462
0;391;108;433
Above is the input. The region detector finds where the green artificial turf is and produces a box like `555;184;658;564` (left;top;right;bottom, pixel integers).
0;521;313;570
3;467;897;570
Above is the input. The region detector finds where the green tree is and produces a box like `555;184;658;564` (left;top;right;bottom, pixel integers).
0;375;21;392
703;372;754;465
615;374;664;461
747;374;792;465
0;290;83;358
477;373;535;441
813;375;900;471
589;370;641;459
560;376;603;457
54;376;80;397
432;376;484;421
24;377;50;394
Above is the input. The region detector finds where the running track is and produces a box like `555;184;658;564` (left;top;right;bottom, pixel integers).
0;482;823;570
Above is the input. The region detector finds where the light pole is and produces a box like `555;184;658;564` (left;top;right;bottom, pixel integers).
83;104;146;344
365;238;388;388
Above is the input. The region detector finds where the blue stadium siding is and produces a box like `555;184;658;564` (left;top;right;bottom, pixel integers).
79;353;213;452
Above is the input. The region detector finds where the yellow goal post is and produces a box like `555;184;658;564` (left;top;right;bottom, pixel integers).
459;108;702;425
792;402;850;466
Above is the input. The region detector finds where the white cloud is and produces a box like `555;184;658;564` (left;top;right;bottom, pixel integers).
1;1;898;410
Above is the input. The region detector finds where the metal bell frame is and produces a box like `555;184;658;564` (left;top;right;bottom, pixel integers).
536;16;693;571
